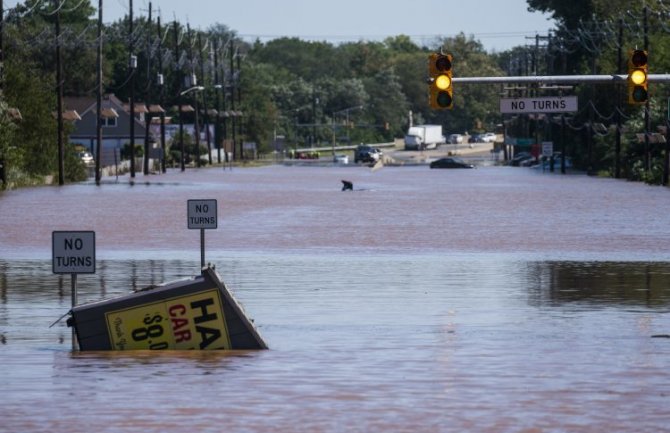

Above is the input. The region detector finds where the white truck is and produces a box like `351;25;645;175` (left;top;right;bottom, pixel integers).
404;124;443;150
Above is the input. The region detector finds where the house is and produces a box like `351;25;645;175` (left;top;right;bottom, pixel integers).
65;94;152;167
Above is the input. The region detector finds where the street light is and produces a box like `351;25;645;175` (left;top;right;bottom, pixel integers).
180;86;205;96
331;105;364;161
333;105;364;142
180;85;205;167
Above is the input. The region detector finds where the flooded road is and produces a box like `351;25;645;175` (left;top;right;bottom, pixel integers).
1;165;669;432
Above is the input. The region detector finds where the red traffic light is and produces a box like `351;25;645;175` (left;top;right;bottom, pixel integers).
631;50;648;68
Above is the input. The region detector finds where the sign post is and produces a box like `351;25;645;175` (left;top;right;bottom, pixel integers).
187;199;218;268
52;230;96;350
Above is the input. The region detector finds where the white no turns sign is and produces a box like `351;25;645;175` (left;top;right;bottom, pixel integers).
52;231;96;274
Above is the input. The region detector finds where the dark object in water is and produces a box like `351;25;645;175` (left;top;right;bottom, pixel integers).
66;266;267;351
341;180;353;191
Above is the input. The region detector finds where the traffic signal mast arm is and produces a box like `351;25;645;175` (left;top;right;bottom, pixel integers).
450;74;670;85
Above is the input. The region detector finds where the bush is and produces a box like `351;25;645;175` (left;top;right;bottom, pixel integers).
120;143;144;160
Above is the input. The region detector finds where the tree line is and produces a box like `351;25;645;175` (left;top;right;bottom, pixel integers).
2;0;670;188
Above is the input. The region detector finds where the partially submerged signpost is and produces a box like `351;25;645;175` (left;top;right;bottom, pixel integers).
188;199;217;268
61;199;267;351
52;230;96;350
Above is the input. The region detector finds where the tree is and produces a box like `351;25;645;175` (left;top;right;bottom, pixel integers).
0;100;19;188
3;58;58;178
362;67;409;140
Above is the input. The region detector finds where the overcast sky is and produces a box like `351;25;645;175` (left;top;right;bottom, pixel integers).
5;0;555;52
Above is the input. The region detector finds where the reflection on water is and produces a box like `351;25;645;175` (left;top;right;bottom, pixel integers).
1;166;670;432
527;261;670;309
1;255;669;432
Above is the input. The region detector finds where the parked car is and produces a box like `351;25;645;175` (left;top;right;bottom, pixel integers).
469;134;483;143
429;157;474;169
532;153;573;170
448;134;464;144
481;132;497;143
78;151;94;165
334;154;349;164
509;152;534;167
354;145;381;163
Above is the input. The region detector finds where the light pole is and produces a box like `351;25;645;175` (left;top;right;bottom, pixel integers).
181;83;204;167
214;83;223;164
331;105;364;160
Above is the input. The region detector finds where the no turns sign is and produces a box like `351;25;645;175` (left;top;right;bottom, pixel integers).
52;231;96;274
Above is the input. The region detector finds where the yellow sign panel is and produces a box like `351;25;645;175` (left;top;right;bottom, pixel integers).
105;289;231;350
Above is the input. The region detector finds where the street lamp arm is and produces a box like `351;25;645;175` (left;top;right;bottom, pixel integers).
333;105;364;117
180;86;205;96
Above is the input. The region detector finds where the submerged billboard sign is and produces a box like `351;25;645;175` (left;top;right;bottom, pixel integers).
67;267;267;351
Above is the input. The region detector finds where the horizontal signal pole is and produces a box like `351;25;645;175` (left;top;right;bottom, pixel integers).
453;74;670;85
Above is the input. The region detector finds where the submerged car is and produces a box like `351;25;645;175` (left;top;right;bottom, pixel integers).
429;157;474;169
509;152;534;167
354;145;382;164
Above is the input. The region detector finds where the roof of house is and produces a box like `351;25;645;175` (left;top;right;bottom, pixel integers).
64;94;135;117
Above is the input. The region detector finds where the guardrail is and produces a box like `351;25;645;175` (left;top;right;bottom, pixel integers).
293;142;396;153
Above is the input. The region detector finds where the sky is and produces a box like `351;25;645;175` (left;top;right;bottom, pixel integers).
5;0;555;52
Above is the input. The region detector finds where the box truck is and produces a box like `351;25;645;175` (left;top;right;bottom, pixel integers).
404;124;443;150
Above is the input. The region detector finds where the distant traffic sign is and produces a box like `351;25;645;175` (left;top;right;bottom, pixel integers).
52;231;96;274
500;96;578;114
188;199;218;229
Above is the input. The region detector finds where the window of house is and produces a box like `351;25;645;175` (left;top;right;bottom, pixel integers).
103;117;117;127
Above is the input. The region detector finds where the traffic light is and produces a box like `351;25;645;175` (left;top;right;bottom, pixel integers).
428;53;453;109
628;49;648;105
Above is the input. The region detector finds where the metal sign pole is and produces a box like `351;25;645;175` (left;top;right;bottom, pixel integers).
200;228;205;268
187;199;217;271
71;273;78;351
52;230;95;351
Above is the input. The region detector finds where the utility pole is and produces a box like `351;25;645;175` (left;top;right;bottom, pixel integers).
213;38;222;164
128;0;136;178
187;24;201;167
237;49;242;155
643;5;650;173
55;0;65;186
221;40;228;165
0;0;6;187
142;3;152;176
229;42;236;161
158;15;166;174
198;33;212;164
311;89;317;147
95;0;103;185
615;17;622;179
174;20;184;171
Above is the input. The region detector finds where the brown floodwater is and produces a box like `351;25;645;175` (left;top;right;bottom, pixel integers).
1;164;669;433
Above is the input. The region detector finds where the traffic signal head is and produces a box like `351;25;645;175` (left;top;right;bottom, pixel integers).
628;49;648;105
428;53;453;109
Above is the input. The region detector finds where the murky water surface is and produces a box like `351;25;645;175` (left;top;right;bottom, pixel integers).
1;166;669;433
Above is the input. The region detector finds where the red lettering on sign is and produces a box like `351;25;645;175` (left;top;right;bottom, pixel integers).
168;304;186;317
174;329;192;343
168;304;192;343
